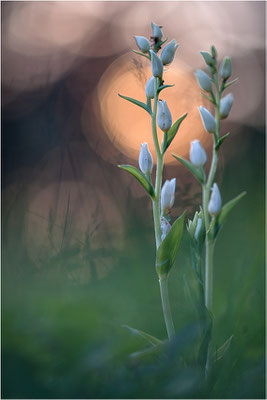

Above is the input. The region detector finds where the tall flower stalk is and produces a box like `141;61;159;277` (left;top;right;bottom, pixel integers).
118;23;187;340
174;47;245;375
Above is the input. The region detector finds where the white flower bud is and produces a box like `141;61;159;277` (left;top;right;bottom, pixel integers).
151;22;163;40
160;40;179;65
161;178;176;211
145;76;155;99
160;216;171;241
138;143;153;174
208;183;222;216
220;56;232;80
149;50;163;78
157;100;172;132
194;218;204;242
190;140;207;167
194;69;212;92
220;93;234;119
134;36;150;53
198;106;216;134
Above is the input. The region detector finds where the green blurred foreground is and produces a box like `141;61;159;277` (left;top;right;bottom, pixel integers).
2;130;265;398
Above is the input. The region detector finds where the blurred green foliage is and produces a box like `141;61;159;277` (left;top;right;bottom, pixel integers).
2;128;265;398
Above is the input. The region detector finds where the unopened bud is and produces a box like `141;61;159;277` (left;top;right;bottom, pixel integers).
134;36;150;53
145;76;155;99
198;106;216;134
211;45;217;59
160;216;171;241
220;56;232;80
151;22;163;41
149;50;163;78
200;51;215;67
161;40;178;65
194;217;204;242
157;100;172;132
190;140;207;167
161;178;176;211
187;209;205;244
139;143;153;174
220;93;233;119
195;69;213;92
208;183;222;216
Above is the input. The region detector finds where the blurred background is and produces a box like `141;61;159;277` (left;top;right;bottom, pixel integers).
2;1;265;398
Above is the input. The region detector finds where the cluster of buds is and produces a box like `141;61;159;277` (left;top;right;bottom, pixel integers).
135;23;180;241
187;209;205;246
189;48;236;217
196;55;234;134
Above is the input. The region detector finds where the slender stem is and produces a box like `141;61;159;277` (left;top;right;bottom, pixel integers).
153;156;163;248
151;77;162;248
150;78;175;339
202;70;221;375
203;71;221;312
204;238;215;312
159;277;175;339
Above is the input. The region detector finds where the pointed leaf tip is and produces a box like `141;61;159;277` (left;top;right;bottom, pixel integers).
118;94;152;115
119;164;155;198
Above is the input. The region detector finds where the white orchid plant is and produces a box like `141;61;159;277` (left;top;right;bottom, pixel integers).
118;22;245;376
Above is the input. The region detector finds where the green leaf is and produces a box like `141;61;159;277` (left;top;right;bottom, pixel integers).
158;84;175;94
162;113;187;153
223;77;239;90
132;49;150;60
118;94;152;115
213;335;234;362
215;132;230;150
122;325;162;346
218;191;247;228
156;212;185;278
118;165;155;198
154;37;168;53
201;92;216;105
172;155;206;185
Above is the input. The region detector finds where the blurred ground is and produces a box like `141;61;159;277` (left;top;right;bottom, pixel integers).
1;1;265;399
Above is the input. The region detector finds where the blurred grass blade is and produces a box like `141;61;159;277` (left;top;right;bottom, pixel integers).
213;335;234;362
172;155;205;184
118;165;155;198
129;342;165;363
162;113;187;153
118;94;152;115
122;325;162;346
156;212;185;277
197;309;213;367
218;191;247;227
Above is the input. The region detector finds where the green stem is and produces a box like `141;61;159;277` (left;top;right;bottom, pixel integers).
203;72;221;312
151;77;162;248
153;156;163;248
202;71;221;375
151;77;175;340
159;277;175;339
